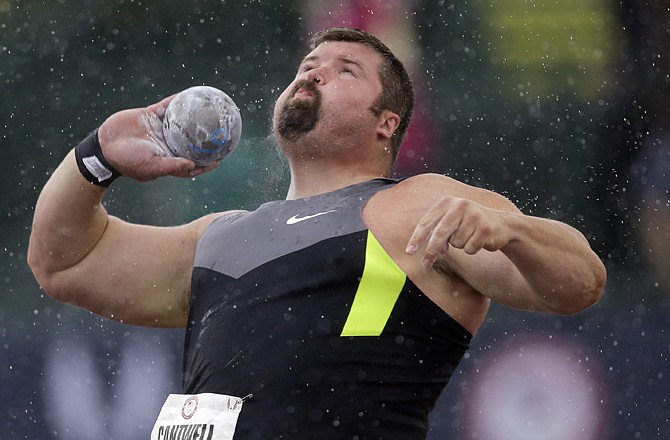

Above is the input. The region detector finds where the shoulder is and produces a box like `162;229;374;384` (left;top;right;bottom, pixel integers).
382;173;518;212
364;173;520;246
185;210;249;238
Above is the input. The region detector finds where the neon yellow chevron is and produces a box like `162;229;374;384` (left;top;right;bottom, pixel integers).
340;231;406;336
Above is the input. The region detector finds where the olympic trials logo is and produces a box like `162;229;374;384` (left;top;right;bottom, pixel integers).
181;396;199;420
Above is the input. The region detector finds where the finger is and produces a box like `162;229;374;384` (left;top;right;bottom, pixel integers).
406;196;458;254
448;221;477;250
148;94;178;119
462;226;490;255
168;160;221;179
137;156;196;181
188;162;221;177
406;209;441;255
421;215;461;268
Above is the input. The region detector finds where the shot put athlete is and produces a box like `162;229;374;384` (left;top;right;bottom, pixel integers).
28;28;606;439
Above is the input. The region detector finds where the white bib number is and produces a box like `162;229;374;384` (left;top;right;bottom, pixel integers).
151;393;247;440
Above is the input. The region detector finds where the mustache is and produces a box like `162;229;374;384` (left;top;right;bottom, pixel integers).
290;79;320;99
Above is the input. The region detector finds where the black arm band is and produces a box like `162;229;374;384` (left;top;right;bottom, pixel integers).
74;129;122;187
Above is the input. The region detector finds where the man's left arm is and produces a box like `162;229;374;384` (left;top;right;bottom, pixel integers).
406;193;607;315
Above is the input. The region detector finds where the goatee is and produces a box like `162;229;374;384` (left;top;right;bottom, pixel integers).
276;80;322;141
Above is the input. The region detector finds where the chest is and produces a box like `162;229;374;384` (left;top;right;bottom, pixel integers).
195;192;373;279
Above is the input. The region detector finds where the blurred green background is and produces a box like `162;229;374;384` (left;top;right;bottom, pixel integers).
1;1;668;439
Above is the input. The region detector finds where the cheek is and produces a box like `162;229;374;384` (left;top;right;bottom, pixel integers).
333;85;374;109
273;90;291;117
278;85;293;102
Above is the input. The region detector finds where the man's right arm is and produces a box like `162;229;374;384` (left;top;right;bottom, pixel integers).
28;97;227;327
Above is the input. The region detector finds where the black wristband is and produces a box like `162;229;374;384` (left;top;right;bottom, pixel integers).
74;129;122;187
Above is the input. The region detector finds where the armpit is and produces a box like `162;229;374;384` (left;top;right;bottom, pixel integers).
433;256;459;279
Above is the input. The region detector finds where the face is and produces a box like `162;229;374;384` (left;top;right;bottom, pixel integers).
273;41;385;146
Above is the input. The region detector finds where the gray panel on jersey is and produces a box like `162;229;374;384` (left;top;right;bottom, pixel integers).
194;179;394;279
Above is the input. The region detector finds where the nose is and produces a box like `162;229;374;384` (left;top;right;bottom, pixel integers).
306;68;323;85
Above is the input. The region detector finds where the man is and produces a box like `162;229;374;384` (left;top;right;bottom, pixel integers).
28;28;606;439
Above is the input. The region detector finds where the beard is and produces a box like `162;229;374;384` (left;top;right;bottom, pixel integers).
275;80;322;142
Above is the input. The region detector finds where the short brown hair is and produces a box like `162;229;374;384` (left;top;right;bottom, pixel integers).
310;27;415;164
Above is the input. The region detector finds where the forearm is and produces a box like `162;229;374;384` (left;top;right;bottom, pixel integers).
501;213;606;314
28;150;109;277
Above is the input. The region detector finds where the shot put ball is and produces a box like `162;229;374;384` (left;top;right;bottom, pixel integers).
162;86;242;166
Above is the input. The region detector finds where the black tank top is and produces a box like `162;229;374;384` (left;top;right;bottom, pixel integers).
184;178;472;440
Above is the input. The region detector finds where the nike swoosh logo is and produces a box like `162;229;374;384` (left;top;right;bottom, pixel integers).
286;210;337;225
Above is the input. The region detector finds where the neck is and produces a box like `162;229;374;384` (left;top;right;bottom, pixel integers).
277;128;394;199
285;157;388;200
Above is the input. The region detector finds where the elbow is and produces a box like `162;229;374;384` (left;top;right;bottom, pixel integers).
27;240;53;293
547;261;607;316
29;267;67;304
27;252;74;305
591;260;608;303
27;249;53;296
580;258;607;312
32;271;91;311
27;237;78;305
551;289;602;316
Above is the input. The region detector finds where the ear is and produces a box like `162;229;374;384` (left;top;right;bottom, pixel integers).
376;110;401;140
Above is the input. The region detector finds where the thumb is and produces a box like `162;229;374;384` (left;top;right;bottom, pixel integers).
148;94;179;120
